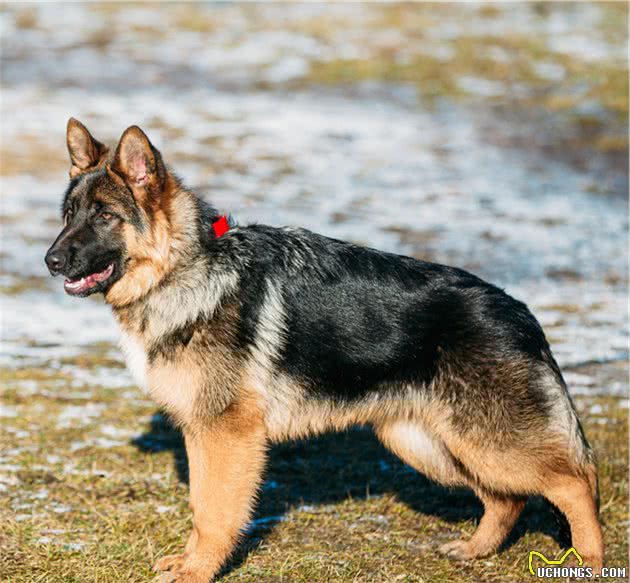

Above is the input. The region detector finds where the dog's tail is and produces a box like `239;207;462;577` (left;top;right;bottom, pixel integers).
542;355;599;512
566;394;600;512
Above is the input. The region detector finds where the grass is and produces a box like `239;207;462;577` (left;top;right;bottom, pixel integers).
1;349;628;582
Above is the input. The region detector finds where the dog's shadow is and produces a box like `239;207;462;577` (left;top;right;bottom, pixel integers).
132;412;569;577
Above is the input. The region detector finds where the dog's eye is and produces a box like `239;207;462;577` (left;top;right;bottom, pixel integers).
64;211;73;226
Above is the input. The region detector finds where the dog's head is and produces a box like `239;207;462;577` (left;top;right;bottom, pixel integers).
45;118;175;306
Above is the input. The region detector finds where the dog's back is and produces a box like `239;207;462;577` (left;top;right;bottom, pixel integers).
221;225;591;461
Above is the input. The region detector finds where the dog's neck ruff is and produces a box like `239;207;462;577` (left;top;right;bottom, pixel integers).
212;215;229;238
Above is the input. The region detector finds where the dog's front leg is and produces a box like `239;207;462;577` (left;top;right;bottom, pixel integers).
155;396;267;583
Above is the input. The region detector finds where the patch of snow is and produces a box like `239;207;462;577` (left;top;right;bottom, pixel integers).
31;488;49;500
457;76;505;97
0;405;18;418
57;403;107;429
533;61;566;82
99;424;136;439
264;56;309;83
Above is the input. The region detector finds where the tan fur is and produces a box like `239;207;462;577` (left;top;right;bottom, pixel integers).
542;473;604;573
439;492;526;559
440;428;573;495
247;360;446;442
147;354;204;426
107;177;180;308
154;393;267;582
117;317;243;428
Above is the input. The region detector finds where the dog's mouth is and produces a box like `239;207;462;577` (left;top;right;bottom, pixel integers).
64;263;115;296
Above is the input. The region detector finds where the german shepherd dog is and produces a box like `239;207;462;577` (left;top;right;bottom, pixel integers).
46;119;604;582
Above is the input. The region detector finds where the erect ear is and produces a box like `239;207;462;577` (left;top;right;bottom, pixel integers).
109;125;166;204
66;118;109;178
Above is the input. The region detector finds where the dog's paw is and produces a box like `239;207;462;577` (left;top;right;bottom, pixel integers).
438;539;477;560
153;554;187;573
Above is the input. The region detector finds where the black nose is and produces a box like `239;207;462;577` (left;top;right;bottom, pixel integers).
45;249;67;273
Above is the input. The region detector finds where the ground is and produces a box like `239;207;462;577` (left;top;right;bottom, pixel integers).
0;3;628;582
1;365;628;582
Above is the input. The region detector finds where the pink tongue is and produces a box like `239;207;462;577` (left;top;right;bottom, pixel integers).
64;277;93;293
65;264;113;293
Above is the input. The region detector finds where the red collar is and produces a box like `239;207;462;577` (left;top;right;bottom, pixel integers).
212;215;230;238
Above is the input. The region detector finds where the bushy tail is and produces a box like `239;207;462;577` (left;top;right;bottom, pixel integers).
542;354;600;511
584;454;600;513
563;389;599;511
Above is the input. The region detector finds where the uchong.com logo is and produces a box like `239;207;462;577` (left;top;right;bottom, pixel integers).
528;547;627;579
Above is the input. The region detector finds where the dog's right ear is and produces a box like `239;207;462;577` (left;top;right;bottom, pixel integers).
66;118;109;178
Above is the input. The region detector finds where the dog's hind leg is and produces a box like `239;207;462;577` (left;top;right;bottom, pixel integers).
438;490;525;559
375;419;527;559
438;432;602;568
542;468;603;573
539;381;604;572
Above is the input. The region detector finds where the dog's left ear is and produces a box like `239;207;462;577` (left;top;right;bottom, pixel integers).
109;125;166;204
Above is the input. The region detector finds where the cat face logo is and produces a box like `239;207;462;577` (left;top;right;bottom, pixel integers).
528;547;583;576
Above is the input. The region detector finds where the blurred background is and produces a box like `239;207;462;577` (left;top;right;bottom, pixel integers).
1;3;628;582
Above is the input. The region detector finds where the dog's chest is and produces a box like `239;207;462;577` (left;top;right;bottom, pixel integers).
119;330;198;422
119;331;149;392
